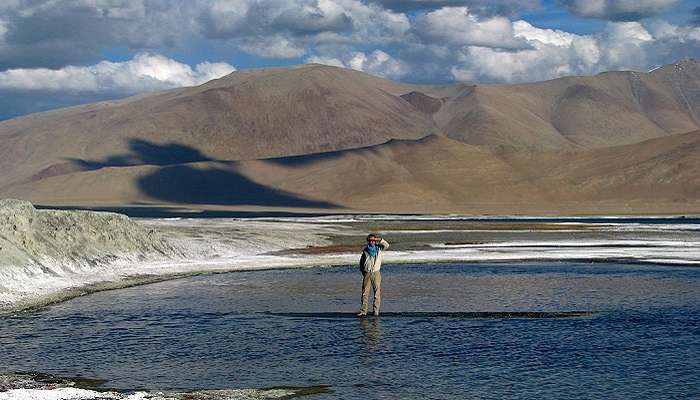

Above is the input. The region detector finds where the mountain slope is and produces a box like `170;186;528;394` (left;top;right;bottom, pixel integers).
435;59;700;149
2;60;699;183
1;60;700;213
0;64;438;187
3;130;699;214
239;129;700;212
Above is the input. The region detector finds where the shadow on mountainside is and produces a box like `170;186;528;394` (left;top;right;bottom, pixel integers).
264;146;353;167
263;135;437;167
263;137;404;167
70;139;213;168
68;139;341;209
137;163;339;208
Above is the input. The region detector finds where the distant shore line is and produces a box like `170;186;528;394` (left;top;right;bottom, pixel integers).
33;204;700;219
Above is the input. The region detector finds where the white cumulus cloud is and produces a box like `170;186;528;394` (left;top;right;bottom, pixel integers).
306;49;408;78
305;55;346;68
0;53;235;93
414;6;528;49
449;18;700;83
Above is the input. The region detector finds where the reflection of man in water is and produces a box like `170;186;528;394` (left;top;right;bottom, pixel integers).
360;316;383;351
358;233;389;317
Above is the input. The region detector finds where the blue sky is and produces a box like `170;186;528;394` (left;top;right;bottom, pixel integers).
0;0;699;120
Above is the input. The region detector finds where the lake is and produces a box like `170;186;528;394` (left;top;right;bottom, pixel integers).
1;262;698;399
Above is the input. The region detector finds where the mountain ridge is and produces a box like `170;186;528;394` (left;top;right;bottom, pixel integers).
1;59;699;213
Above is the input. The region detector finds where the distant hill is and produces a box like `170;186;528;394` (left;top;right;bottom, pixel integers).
436;59;700;148
1;60;699;214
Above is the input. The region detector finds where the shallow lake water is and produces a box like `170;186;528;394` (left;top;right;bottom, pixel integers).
1;262;699;399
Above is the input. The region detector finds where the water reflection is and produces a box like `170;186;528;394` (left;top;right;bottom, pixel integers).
359;317;383;351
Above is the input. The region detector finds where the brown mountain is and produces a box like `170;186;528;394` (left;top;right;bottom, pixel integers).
436;59;700;148
0;65;438;189
1;60;699;214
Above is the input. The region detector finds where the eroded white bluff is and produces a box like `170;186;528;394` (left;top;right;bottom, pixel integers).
0;199;180;309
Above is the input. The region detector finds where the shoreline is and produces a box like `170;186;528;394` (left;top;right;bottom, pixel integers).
0;371;332;399
3;256;699;316
33;203;700;219
2;214;699;315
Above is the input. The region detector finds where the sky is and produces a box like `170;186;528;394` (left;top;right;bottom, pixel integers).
0;0;699;120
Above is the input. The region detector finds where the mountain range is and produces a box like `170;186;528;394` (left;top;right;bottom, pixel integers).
1;59;699;214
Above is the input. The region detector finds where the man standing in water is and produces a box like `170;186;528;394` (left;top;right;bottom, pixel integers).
358;233;389;317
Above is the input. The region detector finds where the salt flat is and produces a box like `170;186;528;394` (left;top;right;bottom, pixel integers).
1;203;698;313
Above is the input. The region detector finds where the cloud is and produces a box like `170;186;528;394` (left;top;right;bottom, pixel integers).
448;19;700;83
274;1;354;34
349;50;409;78
200;0;353;38
1;0;386;66
369;0;540;16
561;0;678;21
0;53;235;93
305;55;347;68
451;26;589;83
413;7;529;50
0;0;698;108
0;0;197;69
237;35;307;58
306;49;408;78
650;20;700;42
198;0;410;58
299;4;699;84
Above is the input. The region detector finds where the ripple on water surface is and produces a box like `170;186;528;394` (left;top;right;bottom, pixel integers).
1;262;699;399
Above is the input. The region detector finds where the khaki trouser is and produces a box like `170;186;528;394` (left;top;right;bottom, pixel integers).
360;271;381;314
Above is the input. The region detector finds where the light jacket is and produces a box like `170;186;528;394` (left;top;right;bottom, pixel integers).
359;238;390;273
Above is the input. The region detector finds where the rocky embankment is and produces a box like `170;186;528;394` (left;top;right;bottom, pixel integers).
0;199;180;311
